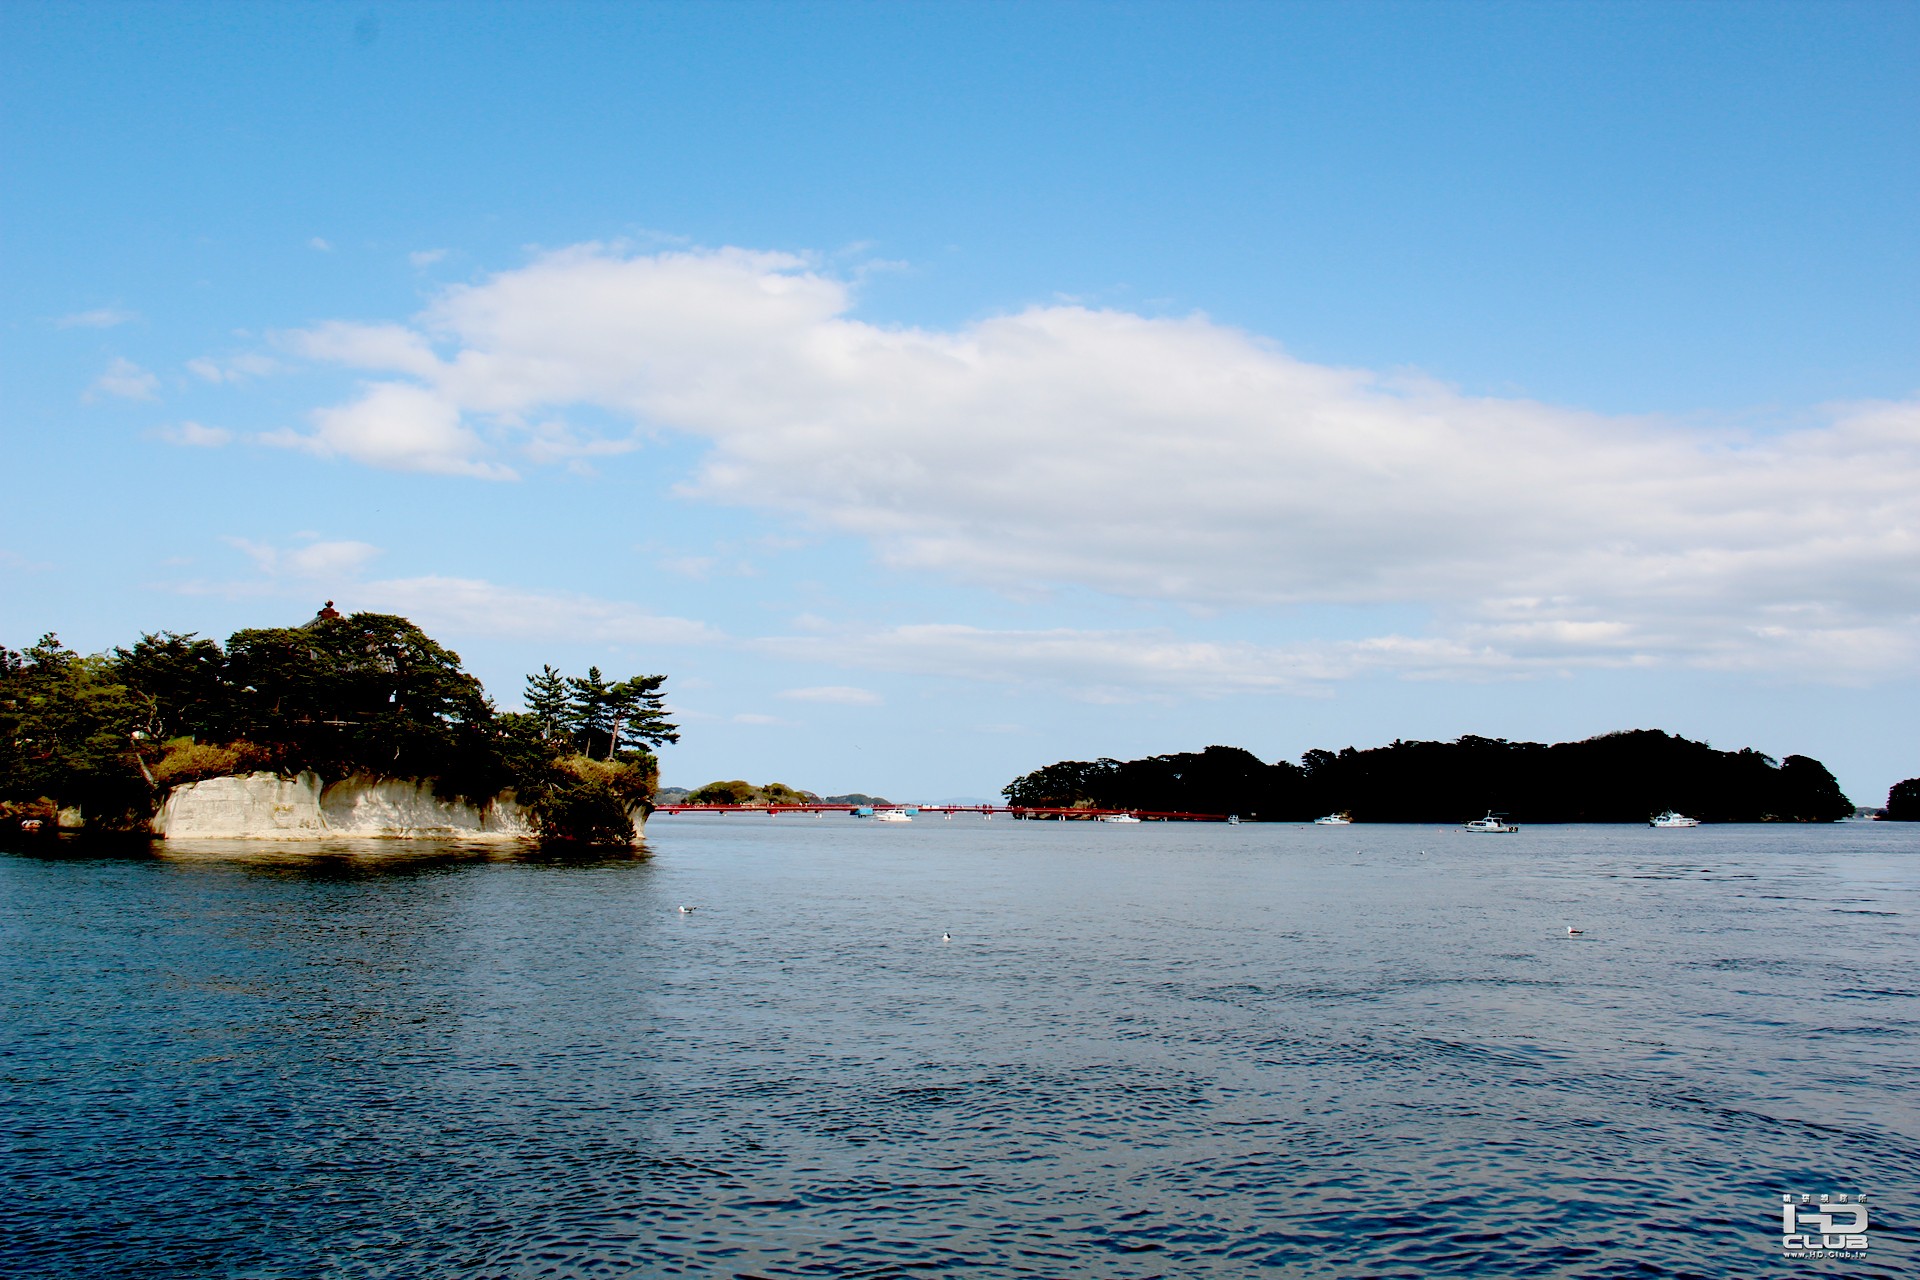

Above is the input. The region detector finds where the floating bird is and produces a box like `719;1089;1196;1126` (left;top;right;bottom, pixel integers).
679;905;697;914
942;932;952;943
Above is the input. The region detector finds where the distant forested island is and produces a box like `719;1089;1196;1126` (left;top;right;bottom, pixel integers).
657;782;892;807
1;608;676;844
1003;732;1854;823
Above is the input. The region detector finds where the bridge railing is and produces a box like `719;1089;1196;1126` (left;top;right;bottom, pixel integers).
652;803;1233;821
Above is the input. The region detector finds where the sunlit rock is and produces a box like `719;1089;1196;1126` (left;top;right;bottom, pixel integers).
151;771;556;840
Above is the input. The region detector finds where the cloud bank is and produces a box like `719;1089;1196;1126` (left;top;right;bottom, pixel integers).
261;243;1917;679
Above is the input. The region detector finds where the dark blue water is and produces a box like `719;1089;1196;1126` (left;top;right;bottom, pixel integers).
4;819;1916;1278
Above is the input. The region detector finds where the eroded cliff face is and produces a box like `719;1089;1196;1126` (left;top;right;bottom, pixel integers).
151;772;550;840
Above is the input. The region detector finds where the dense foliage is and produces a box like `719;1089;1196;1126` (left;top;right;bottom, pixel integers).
1;613;676;843
683;780;818;806
1003;731;1854;823
523;664;677;761
1884;777;1920;821
0;636;152;830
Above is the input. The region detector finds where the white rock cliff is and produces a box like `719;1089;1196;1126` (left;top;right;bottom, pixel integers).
151;771;548;840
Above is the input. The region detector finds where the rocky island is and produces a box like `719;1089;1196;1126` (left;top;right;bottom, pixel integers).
1;607;676;846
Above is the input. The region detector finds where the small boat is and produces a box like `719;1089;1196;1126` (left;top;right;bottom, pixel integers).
1649;811;1700;828
1100;812;1142;824
1313;814;1352;826
1465;812;1519;833
873;808;912;823
1227;815;1241;825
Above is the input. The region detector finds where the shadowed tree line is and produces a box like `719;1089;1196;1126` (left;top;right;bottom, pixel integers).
656;784;894;806
1;613;676;844
1003;731;1854;823
1884;777;1920;820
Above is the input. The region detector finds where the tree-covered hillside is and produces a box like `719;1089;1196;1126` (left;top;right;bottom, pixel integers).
1004;732;1852;823
1;612;677;843
683;780;817;806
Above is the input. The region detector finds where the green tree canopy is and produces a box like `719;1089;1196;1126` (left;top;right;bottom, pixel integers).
687;779;758;805
113;632;231;742
220;613;495;782
3;611;682;845
523;665;571;740
1004;731;1855;823
564;666;679;760
0;635;150;828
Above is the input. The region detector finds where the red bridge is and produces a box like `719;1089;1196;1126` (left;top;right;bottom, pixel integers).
652;803;1235;822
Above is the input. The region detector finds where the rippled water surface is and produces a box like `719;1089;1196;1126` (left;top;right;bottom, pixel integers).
5;819;1917;1277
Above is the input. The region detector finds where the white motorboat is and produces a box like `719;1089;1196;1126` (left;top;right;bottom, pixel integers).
1465;812;1519;833
873;809;913;823
1100;813;1142;823
1649;811;1700;827
1313;814;1352;826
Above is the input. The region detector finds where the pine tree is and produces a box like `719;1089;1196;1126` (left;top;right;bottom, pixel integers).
606;674;678;759
566;666;617;757
523;665;571;741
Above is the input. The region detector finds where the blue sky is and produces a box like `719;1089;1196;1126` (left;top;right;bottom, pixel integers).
4;2;1916;804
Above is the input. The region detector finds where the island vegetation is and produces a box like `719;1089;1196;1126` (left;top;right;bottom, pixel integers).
0;611;677;844
1883;777;1920;821
660;782;893;807
1003;731;1853;823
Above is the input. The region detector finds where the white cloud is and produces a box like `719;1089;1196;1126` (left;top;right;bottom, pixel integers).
777;684;884;705
761;624;1348;701
160;555;719;652
755;611;1915;701
265;381;517;480
289;542;382;578
187;353;283;383
87;356;159;401
732;712;799;726
358;576;722;646
409;248;448;268
227;536;383;579
309;237;333;252
282;321;444;378
156;421;233;448
659;554;716;579
57;306;136;329
162;536;382;601
522;419;643;468
277;242;1920;678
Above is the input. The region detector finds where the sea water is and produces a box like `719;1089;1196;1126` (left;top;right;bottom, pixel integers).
3;820;1916;1277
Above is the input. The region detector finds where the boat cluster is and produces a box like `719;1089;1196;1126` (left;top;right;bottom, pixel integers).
1309;809;1703;832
